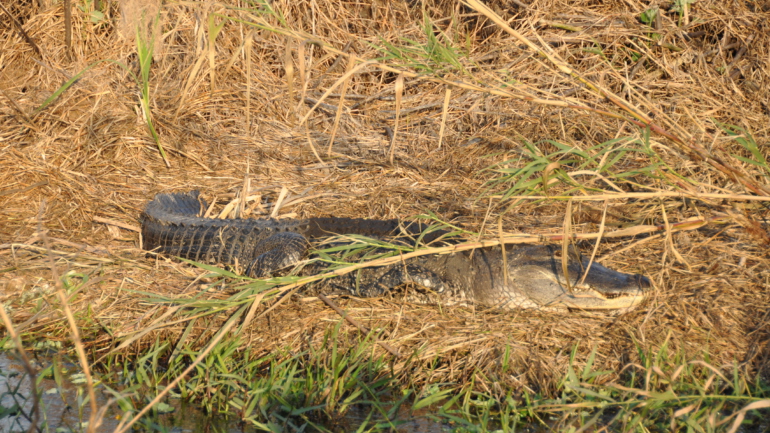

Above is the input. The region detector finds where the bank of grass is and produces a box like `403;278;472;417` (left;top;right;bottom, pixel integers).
2;0;770;431
4;249;770;432
5;322;769;432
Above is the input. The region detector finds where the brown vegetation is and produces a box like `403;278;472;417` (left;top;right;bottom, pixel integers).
1;0;770;397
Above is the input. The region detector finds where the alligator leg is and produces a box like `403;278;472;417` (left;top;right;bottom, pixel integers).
347;264;447;298
245;232;309;277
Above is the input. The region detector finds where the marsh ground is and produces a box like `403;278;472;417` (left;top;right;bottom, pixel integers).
1;0;770;431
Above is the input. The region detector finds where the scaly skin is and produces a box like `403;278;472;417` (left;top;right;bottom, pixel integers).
141;191;650;312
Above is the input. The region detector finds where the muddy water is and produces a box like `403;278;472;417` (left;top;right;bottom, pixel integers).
0;351;452;432
0;351;250;433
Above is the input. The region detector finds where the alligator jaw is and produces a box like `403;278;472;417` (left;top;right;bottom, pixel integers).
548;273;650;311
509;247;652;312
558;286;647;311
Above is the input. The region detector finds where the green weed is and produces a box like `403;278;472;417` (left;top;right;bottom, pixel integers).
133;7;169;167
718;122;769;178
372;11;468;75
483;132;665;201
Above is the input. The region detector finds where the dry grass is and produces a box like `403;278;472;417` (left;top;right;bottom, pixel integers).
2;0;770;404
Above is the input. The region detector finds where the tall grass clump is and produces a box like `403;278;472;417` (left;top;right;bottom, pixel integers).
119;0;168;167
483;129;673;201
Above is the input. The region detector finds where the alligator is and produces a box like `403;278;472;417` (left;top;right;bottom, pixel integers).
140;191;650;312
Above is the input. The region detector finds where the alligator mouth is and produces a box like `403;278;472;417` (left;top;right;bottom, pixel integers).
514;264;650;311
561;274;651;310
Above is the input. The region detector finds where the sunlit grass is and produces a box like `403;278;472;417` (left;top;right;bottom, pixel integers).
482;130;669;201
54;333;763;432
4;0;770;431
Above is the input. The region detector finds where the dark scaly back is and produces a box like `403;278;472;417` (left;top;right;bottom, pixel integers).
303;217;447;243
141;191;312;266
140;191;448;268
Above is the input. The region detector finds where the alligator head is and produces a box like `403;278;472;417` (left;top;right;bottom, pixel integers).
502;245;650;311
